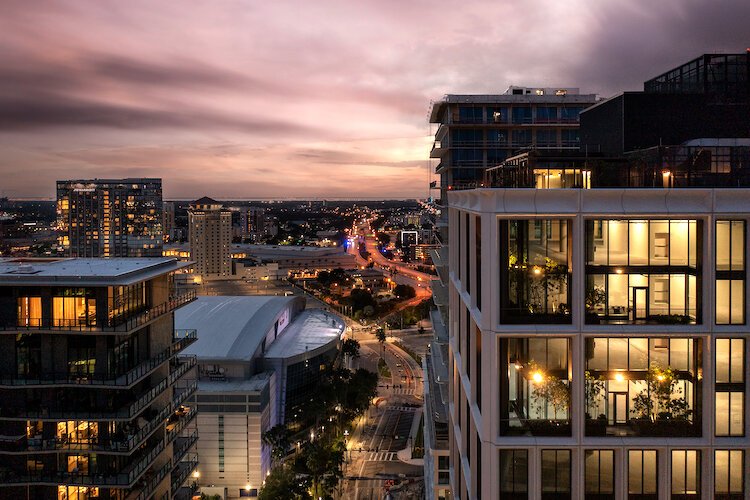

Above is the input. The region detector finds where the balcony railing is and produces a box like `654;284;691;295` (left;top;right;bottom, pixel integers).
0;439;165;487
171;454;199;496
172;430;199;465
0;290;196;333
0;330;198;389
131;461;171;500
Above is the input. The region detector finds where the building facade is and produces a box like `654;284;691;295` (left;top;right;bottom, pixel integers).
188;197;232;279
163;202;176;243
437;54;750;500
429;87;598;197
0;257;199;500
57;179;164;258
176;296;343;498
448;188;749;499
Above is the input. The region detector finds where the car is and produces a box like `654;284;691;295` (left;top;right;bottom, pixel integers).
396;363;402;367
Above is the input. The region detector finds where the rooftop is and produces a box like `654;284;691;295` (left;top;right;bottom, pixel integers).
264;308;343;360
0;258;190;286
178;295;301;362
197;371;273;393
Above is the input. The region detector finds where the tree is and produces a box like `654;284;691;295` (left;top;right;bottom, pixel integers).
375;326;386;356
393;284;416;299
262;425;291;466
584;370;606;419
632;364;691;422
341;338;360;359
258;465;311;500
304;437;345;498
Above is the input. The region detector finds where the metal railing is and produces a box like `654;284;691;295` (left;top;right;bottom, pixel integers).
172;430;198;465
166;408;197;445
0;290;196;333
132;461;171;500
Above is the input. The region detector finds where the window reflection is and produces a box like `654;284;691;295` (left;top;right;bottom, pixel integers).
715;450;744;499
585;450;615;499
628;450;658;499
541;450;571;499
499;449;528;499
715;339;745;437
716;221;745;325
671;450;700;499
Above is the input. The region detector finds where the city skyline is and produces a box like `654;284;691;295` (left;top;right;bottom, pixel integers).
1;0;749;200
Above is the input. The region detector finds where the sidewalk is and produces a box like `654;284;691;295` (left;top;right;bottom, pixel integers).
396;407;424;466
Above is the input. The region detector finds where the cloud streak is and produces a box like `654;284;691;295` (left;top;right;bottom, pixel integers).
0;0;747;198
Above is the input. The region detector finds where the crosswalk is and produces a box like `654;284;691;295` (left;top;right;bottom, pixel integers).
363;451;397;461
384;405;420;412
391;387;418;395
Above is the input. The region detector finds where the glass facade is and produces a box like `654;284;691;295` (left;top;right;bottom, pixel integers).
715;220;745;324
715;450;744;499
541;449;571;500
585;450;615;500
500;220;572;323
586;219;701;324
500;338;571;436
671;450;700;499
585;337;701;436
499;449;528;499
628;450;658;500
715;338;745;436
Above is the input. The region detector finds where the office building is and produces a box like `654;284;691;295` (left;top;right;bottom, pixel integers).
188;197;232;280
57;178;164;258
0;257;199;500
176;296;343;499
439;53;750;500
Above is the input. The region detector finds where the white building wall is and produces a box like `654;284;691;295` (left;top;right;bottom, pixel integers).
447;188;750;500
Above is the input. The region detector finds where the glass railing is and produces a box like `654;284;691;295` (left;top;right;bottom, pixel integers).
132;461;171;500
0;439;164;487
166;407;197;445
0;290;196;332
170;454;199;496
172;429;198;465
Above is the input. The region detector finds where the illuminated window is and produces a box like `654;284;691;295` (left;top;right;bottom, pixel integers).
671;450;700;498
628;450;658;499
17;297;41;327
715;450;744;498
715;339;745;437
716;221;745;325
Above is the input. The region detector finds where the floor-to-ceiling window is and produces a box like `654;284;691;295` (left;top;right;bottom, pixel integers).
499;449;528;499
541;449;571;500
715;220;745;325
671;450;700;499
585;450;615;500
500;338;571;436
585;337;701;436
628;450;658;500
715;338;744;437
500;219;571;323
585;220;701;324
715;449;744;499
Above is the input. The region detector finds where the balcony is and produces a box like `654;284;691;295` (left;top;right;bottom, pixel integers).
172;429;198;465
129;461;171;500
171;454;199;497
0;439;165;487
166;406;197;445
0;331;196;389
0;290;196;334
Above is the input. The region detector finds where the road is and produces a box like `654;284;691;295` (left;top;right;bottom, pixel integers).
342;334;428;500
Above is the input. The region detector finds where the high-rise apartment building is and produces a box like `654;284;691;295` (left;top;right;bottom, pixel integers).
429;87;598;196
188;197;232;279
239;207;266;242
57;179;164;258
0;257;199;499
163;202;176;243
434;53;750;500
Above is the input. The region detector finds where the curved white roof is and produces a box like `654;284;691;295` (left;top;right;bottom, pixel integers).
177;295;301;362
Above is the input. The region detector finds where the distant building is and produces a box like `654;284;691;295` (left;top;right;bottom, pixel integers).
56;178;163;257
163;201;176;242
177;296;343;499
0;257;198;499
188;197;232;279
240;207;267;242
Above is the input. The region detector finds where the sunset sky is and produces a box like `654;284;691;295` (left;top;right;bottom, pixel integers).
1;0;748;199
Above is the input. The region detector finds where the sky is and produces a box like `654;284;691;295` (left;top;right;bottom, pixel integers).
1;0;749;200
